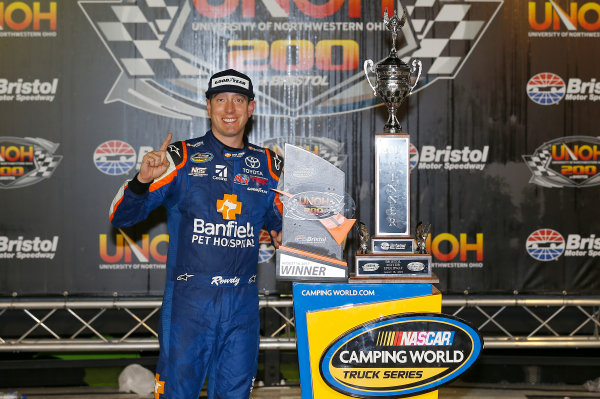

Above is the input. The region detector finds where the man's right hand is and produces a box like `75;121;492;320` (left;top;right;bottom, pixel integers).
137;133;173;184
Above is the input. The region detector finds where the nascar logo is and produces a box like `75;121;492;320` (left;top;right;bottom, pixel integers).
375;330;455;346
191;152;214;163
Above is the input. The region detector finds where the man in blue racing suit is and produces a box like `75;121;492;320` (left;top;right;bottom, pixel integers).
109;69;283;399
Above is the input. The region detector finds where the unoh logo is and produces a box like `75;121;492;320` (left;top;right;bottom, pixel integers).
319;313;483;398
285;191;345;221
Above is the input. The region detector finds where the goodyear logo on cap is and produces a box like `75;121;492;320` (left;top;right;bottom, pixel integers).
319;313;483;398
211;76;249;89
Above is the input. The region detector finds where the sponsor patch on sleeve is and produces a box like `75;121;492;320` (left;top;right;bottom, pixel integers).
266;148;283;179
167;141;185;166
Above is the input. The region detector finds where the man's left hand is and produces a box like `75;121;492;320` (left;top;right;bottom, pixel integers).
270;230;282;249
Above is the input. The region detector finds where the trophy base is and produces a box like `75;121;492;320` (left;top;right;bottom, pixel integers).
348;273;439;284
383;126;405;134
276;245;348;282
371;236;416;253
354;253;432;278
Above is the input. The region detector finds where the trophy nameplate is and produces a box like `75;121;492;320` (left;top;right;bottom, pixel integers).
355;253;431;277
277;246;348;282
371;237;415;253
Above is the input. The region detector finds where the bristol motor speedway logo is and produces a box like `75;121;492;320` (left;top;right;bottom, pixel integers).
79;0;503;119
410;144;489;171
258;229;275;263
93;140;156;176
0;235;59;260
93;140;136;176
526;73;566;105
523;136;600;188
527;72;600;105
526;228;565;261
0;78;59;102
526;228;600;261
0;137;62;189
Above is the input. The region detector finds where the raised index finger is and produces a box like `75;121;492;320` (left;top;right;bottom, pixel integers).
159;133;173;152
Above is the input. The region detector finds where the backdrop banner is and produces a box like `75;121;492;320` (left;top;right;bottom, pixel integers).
1;0;599;295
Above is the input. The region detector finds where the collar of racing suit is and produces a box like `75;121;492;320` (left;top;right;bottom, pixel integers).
207;129;247;153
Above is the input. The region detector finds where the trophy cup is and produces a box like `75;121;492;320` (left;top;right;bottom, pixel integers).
364;8;421;134
352;8;434;282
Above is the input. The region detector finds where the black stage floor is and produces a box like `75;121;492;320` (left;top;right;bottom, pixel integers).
4;383;600;399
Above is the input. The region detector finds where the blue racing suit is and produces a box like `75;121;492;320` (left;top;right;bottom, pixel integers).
109;130;283;399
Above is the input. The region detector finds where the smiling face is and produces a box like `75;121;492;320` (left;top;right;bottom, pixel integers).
206;92;256;148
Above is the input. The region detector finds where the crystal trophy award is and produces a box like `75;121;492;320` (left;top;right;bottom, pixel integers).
276;144;356;282
353;8;435;282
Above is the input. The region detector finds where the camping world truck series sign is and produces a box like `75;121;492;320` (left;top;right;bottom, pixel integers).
319;313;483;398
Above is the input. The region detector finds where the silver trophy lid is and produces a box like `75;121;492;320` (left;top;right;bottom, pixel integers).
378;8;410;71
384;8;406;54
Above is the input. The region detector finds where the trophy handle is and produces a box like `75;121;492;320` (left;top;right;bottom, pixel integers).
409;59;422;93
363;59;377;96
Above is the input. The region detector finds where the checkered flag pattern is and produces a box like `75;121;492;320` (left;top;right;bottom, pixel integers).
406;0;499;76
84;0;202;78
523;149;555;177
316;148;345;168
30;149;62;178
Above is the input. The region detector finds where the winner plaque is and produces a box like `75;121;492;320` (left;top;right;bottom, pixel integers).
276;144;355;282
353;9;435;283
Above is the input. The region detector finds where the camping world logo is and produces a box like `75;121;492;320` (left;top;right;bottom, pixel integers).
79;0;503;119
93;140;136;176
526;229;565;261
526;72;566;105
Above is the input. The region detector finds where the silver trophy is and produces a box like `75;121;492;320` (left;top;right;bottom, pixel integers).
364;8;422;134
353;7;433;282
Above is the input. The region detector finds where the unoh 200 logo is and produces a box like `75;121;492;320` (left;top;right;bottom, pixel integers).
79;0;503;119
319;313;483;398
